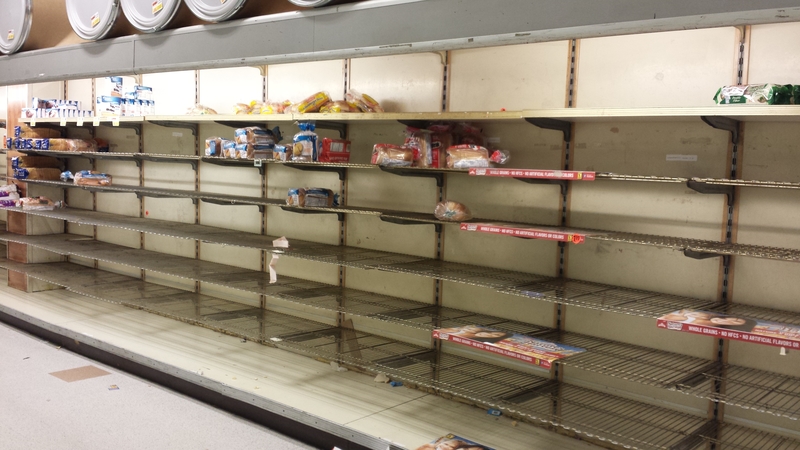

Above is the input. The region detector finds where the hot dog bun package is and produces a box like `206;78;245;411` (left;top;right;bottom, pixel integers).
292;122;319;162
318;138;351;163
345;90;384;113
446;145;490;169
404;128;433;168
286;188;339;207
72;170;113;186
293;91;332;114
371;144;414;167
435;200;473;222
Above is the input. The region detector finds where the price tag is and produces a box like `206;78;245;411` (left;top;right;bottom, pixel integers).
76;118;84;127
112;118;120;127
152;1;163;14
7;30;14;41
90;13;100;28
93;117;101;126
30;119;36;126
60;118;67;126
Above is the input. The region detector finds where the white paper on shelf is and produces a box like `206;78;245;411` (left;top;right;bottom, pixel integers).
272;237;289;248
268;254;279;284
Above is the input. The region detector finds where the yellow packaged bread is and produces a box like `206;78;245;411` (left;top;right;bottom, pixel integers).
294;91;331;114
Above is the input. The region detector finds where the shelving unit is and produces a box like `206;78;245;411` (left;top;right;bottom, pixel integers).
6;22;800;450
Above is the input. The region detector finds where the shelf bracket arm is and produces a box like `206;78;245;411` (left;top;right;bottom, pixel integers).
149;120;198;136
525;118;571;142
700;116;739;143
686;180;735;206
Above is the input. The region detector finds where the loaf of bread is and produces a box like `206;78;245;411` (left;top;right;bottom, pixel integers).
286;188;336;207
405;128;432;168
15;125;62;139
47;139;98;152
234;127;276;146
434;200;473;222
293;91;331;114
446;145;490;169
371;144;414;167
205;137;223;156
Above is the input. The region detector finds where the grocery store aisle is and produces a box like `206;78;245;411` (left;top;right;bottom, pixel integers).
0;321;314;450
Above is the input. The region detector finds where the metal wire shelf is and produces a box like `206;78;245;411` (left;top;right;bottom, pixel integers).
4;233;800;421
16;177;800;263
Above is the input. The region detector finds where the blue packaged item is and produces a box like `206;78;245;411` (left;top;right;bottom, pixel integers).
487;409;502;416
6;137;12;149
389;381;403;387
60;171;73;182
222;140;237;158
273;144;289;162
14;168;30;179
11;157;19;169
24;139;33;150
14;126;21;137
234;143;249;159
292;122;318;162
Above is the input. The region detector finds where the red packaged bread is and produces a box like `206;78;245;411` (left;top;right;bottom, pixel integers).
319;138;351;163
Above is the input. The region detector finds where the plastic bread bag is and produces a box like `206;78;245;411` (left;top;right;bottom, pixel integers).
294;91;332;114
223;140;237;158
19;196;65;211
428;123;453;169
287;188;338;207
235;127;277;146
205;137;223;156
318;138;351;163
434;200;473;222
454;123;485;146
320;100;358;113
371;144;414;167
713;84;793;105
490;149;511;165
74;170;112;186
446;144;490;169
273;144;290;162
233;103;252;115
252;143;275;160
260;100;292;115
186;104;218;115
404;128;433;168
292;122;319;162
234;144;249;159
345;90;384;113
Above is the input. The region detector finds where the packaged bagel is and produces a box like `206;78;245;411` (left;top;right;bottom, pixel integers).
435;200;473;222
371;144;414;167
446;145;490;169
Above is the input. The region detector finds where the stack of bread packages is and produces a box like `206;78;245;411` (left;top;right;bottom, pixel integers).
371;122;510;169
9;125;64;182
205;126;282;159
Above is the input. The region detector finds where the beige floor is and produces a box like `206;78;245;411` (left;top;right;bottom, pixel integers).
0;275;600;450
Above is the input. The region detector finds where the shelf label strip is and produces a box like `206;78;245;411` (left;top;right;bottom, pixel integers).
469;168;596;180
657;309;800;349
461;222;588;244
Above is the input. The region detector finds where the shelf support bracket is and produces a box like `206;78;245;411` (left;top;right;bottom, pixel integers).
700;116;739;143
686;180;735;206
138;155;198;171
284;163;346;181
379;167;444;187
525;118;571;142
515;178;568;195
314;121;348;139
379;215;442;233
280;206;344;222
149;120;198;136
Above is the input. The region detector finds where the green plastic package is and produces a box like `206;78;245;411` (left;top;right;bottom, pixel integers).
713;84;794;105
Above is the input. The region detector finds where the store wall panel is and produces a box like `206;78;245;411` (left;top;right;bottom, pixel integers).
143;233;195;259
565;307;714;359
199;243;261;272
349;53;444;113
96;227;140;250
65;188;93;211
143;198;195;224
96;160;139;187
199;283;261;308
199;203;262;235
732;258;800;313
266;60;346;103
96;192;139;220
142;71;197;115
65;79;93;109
143;123;195;156
727;340;800;377
347;123;406;162
97;126;141;154
29;82;64;102
96;261;142;279
346;215;436;258
576;28;739;107
143;270;196;293
568;241;721;302
444;231;559;277
748;23;800;84
344;268;435;304
348;316;431;348
572;121;730;178
447;176;561;225
67;223;93;238
347;170;435;214
449;42;570;111
266;164;338;203
264;296;338;326
69;256;95;268
441;283;555;328
198;67;264;115
267;210;340;246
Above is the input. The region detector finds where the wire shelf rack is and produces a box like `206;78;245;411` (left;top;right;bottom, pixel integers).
4;258;799;449
3;234;800;421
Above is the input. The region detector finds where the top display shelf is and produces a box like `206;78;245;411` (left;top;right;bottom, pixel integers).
19;106;800;128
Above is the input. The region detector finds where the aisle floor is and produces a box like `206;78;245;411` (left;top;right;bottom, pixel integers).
0;321;314;450
0;278;601;450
